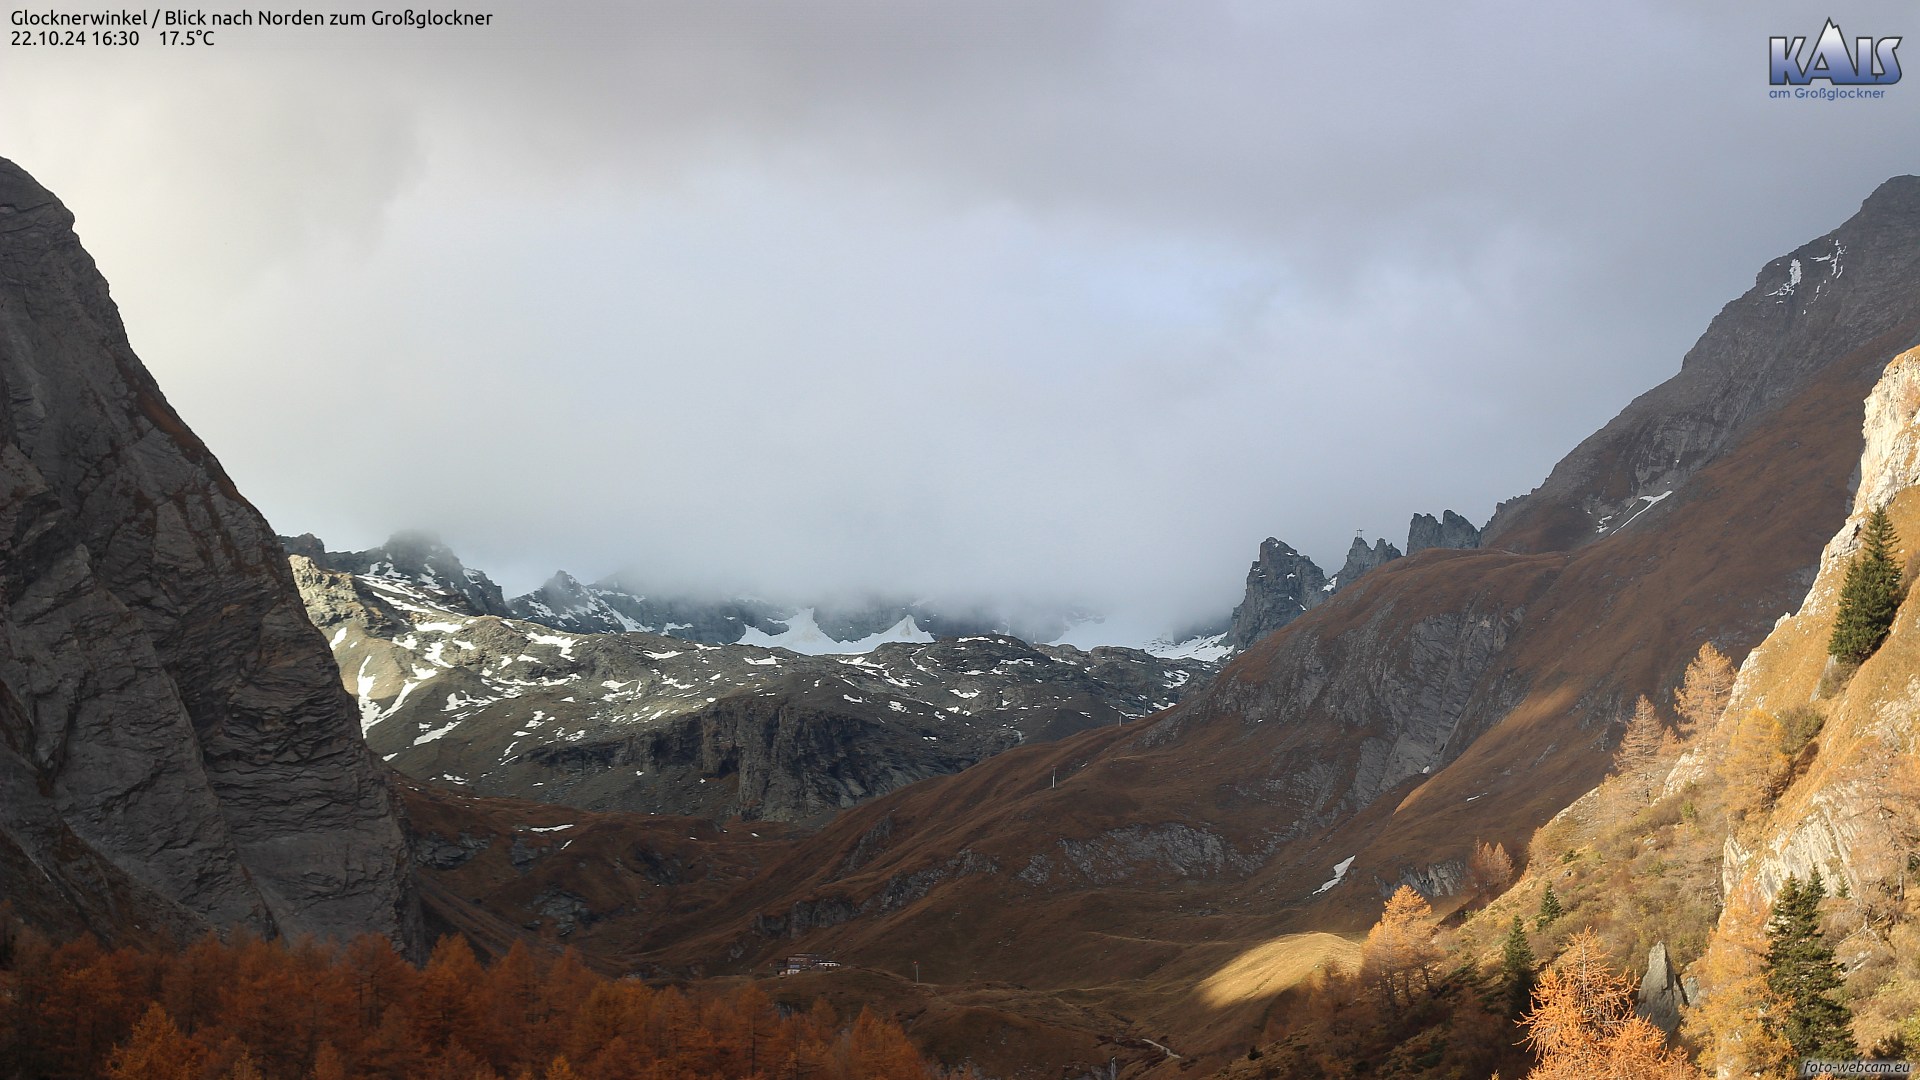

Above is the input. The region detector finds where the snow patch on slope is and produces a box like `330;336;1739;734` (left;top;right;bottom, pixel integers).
1147;632;1233;663
1314;856;1357;895
737;609;935;655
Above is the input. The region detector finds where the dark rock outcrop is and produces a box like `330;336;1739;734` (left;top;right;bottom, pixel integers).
1217;530;1443;655
1222;539;1329;650
1406;510;1481;555
1635;942;1690;1033
0;158;418;945
1332;537;1401;589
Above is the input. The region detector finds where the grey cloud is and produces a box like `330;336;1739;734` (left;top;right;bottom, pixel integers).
2;1;1915;636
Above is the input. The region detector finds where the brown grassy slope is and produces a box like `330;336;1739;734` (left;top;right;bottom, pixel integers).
400;780;811;969
1220;352;1920;1076
1338;324;1917;913
403;783;1176;1079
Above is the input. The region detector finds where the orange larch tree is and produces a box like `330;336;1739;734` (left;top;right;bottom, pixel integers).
1361;885;1441;1009
1723;709;1788;817
1613;696;1671;806
104;1002;206;1080
0;925;943;1080
1672;642;1735;739
1521;930;1699;1079
1468;840;1517;900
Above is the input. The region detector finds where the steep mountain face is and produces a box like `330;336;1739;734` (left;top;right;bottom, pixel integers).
1702;347;1920;900
1220;538;1330;650
0;159;418;945
293;558;1210;822
416;177;1920;1073
1486;176;1920;553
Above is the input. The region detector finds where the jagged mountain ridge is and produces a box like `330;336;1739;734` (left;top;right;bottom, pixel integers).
293;554;1212;823
286;532;1095;652
400;175;1920;1074
1216;509;1483;652
1406;509;1481;555
0;159;418;947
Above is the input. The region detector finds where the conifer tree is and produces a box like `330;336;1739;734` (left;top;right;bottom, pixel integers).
1723;709;1788;816
1468;840;1516;899
1684;882;1794;1077
1500;916;1536;1018
1614;696;1669;805
1829;507;1904;665
849;1007;929;1074
1;927;940;1080
309;1041;347;1080
1765;873;1857;1060
1520;930;1699;1079
1672;642;1735;737
104;1004;204;1080
1536;884;1564;930
1361;886;1440;1009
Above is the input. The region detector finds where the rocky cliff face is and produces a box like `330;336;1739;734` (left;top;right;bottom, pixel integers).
1215;514;1481;655
1701;347;1920;903
294;558;1210;822
0;158;417;945
1406;510;1481;555
1331;536;1402;590
1221;538;1330;650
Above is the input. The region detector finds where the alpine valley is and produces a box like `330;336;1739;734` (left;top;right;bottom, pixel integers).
8;151;1920;1080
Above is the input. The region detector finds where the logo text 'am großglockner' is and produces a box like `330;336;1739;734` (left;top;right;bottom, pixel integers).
1771;20;1901;85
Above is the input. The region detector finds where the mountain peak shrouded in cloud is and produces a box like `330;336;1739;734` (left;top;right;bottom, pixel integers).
4;3;1916;636
284;531;1106;649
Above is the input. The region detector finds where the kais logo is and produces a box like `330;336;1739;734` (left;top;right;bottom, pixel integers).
1770;20;1901;86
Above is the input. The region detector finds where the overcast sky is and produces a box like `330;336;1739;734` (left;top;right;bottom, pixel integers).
5;1;1918;641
